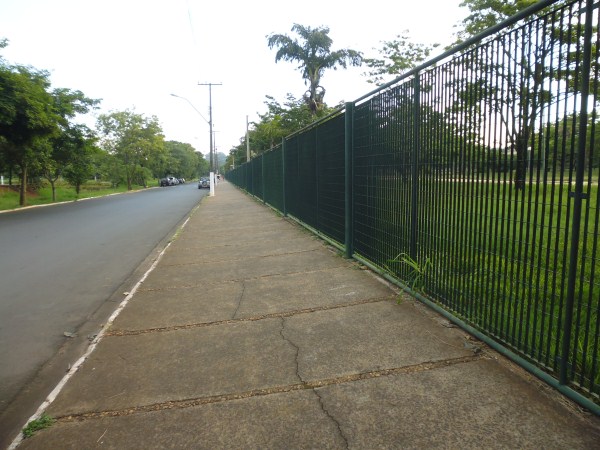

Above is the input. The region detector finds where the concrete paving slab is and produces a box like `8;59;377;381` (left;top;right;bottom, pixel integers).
13;182;600;450
184;206;283;229
140;248;352;290
114;267;395;331
47;318;299;416
315;358;600;449
111;282;244;331
161;235;324;266
234;267;396;318
175;218;316;248
282;300;473;381
19;390;346;450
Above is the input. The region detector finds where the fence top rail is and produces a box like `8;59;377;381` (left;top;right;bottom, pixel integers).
353;0;564;106
284;105;345;142
233;0;583;167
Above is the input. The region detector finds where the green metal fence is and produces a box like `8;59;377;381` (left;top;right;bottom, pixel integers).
227;0;600;413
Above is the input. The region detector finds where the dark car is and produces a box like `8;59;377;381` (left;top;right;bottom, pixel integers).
198;177;210;189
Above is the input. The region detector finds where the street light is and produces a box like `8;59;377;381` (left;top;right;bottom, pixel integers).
170;93;209;124
170;93;212;167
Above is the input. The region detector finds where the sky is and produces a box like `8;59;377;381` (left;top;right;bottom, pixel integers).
1;0;467;158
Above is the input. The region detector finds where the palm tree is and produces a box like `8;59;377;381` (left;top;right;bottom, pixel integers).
267;24;362;114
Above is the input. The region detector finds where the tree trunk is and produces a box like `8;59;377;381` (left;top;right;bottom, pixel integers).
19;163;27;206
514;130;529;191
50;179;56;202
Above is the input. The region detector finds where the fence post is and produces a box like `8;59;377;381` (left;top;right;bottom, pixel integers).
315;128;320;230
559;0;594;386
261;153;266;203
410;73;421;261
345;102;355;259
282;138;287;216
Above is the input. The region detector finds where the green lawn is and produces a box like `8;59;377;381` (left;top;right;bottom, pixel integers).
361;173;599;397
0;180;156;211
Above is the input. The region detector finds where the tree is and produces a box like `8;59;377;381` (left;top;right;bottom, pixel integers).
163;141;202;179
363;30;439;86
96;110;165;190
0;64;58;205
61;125;100;195
40;89;99;200
226;93;338;170
267;24;362;114
449;0;584;189
454;0;539;44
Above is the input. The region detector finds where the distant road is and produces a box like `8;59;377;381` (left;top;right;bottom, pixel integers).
0;182;207;442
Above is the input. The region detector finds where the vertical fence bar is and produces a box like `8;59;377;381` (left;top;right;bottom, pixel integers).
560;0;594;386
345;102;354;258
315;129;320;230
260;154;267;203
410;73;421;260
282;137;287;216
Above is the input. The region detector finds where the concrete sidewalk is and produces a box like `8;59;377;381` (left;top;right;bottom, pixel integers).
15;181;600;449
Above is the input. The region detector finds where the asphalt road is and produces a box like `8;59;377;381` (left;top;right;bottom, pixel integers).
0;182;208;440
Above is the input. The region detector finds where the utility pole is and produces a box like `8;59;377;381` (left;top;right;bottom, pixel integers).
246;115;251;162
198;82;222;174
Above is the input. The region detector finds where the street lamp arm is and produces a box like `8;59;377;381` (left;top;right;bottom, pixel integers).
170;93;209;124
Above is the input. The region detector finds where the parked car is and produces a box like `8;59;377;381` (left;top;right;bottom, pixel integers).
160;176;179;186
198;177;210;189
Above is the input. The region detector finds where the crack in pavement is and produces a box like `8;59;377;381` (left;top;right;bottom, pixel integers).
231;281;246;319
278;314;358;448
105;295;397;336
55;355;481;423
279;317;303;382
313;389;349;449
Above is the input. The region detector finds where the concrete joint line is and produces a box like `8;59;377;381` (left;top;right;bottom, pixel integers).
136;265;352;291
157;248;326;268
54;355;482;424
105;295;397;337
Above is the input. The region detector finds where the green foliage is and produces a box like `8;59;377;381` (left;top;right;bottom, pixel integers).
454;0;540;44
385;253;433;293
445;0;588;191
267;24;362;114
96;110;165;190
0;41;100;205
163;140;207;179
62;126;101;194
22;414;54;438
363;30;440;86
0;63;58;205
0;179;152;210
225;94;337;171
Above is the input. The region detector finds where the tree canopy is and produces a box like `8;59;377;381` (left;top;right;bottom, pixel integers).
267;24;362;114
363;30;439;86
